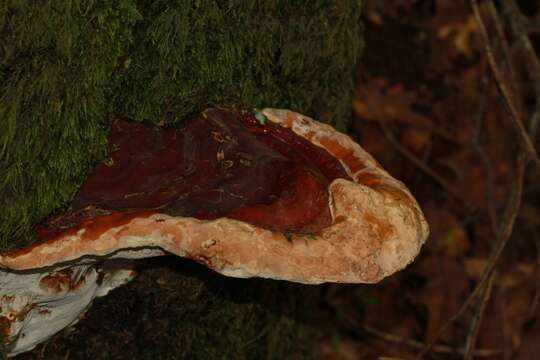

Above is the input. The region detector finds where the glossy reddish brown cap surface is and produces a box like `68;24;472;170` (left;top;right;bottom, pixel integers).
69;108;350;233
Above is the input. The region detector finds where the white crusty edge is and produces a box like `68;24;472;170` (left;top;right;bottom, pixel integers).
0;108;429;285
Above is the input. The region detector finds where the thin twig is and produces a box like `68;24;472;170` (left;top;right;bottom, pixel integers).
498;287;512;360
416;155;526;359
414;2;535;359
363;325;502;357
361;116;458;143
416;6;533;357
377;121;474;209
499;0;540;139
523;17;540;33
471;73;498;234
527;232;540;320
529;111;540;141
486;1;520;103
463;271;496;360
470;0;540;167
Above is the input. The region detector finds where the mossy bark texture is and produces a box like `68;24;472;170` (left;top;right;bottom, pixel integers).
26;259;323;360
1;1;362;358
0;0;362;251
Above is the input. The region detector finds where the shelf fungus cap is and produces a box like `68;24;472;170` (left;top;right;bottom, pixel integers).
0;108;429;355
0;108;429;284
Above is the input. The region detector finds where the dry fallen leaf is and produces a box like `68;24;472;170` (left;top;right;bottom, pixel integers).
401;127;431;153
437;14;478;58
409;255;470;343
354;77;436;131
435;149;488;209
422;0;481;72
423;202;470;257
464;257;534;289
514;317;540;359
319;338;363;360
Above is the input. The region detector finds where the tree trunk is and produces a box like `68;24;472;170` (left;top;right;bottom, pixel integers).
0;1;362;357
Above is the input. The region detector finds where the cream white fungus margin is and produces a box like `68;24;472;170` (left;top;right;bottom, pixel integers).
262;108;429;280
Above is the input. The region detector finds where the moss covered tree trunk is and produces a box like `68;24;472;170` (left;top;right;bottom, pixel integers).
1;1;362;358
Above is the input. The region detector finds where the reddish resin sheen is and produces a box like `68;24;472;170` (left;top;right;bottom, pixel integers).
35;210;156;244
45;109;350;237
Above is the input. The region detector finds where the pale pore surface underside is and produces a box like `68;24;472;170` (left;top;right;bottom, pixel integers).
0;109;429;355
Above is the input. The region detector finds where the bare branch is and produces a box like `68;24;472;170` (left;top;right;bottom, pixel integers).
463;271;496;360
499;0;540;139
363;325;501;358
416;154;526;358
470;0;540;167
377;121;474;209
472;73;498;234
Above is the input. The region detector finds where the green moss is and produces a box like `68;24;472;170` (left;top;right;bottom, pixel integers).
0;0;142;250
0;0;362;250
28;259;321;359
1;3;360;357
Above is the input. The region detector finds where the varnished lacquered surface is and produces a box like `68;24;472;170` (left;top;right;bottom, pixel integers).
43;109;351;238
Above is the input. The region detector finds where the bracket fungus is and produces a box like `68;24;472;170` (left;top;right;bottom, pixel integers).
0;108;429;355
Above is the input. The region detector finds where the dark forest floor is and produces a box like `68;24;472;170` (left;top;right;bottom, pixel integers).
321;0;540;359
18;1;540;359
